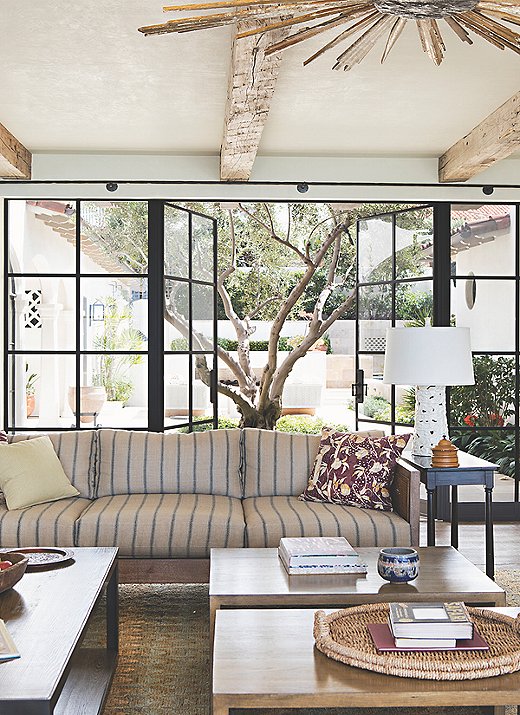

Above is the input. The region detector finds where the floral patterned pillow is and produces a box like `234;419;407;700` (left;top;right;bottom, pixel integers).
299;429;411;511
0;432;7;444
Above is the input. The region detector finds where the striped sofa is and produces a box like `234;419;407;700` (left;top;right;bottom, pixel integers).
1;427;419;582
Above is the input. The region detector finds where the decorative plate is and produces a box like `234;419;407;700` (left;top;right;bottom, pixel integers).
9;548;74;570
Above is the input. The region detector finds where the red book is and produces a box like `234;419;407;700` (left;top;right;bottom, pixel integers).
367;623;489;652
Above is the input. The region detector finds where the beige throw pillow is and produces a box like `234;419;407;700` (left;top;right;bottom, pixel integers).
0;436;79;510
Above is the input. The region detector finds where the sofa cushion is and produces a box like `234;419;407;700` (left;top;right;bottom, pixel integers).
242;428;385;498
243;496;412;548
95;429;242;499
7;431;96;499
75;493;245;557
0;496;91;548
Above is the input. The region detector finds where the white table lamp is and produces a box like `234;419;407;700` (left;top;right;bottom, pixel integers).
383;326;474;457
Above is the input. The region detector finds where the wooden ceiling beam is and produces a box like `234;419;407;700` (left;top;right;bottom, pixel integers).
220;23;287;182
0;122;31;179
438;91;520;183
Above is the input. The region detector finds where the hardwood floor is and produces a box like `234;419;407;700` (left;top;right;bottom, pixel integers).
420;517;520;571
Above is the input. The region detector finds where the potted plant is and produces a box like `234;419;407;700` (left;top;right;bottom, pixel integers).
25;365;39;417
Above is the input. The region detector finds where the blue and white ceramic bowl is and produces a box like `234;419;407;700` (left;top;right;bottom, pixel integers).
377;547;419;583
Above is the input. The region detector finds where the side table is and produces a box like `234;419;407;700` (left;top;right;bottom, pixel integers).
402;450;498;579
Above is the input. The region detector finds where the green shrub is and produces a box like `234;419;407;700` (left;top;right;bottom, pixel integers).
178;416;239;433
170;337;189;351
361;395;391;421
217;337;291;352
275;415;352;434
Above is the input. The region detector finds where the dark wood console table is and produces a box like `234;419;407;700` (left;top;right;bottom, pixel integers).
403;450;498;579
0;546;118;715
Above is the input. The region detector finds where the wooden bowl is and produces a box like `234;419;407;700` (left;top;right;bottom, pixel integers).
0;552;29;593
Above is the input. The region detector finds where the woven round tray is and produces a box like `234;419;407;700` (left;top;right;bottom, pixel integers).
314;603;520;680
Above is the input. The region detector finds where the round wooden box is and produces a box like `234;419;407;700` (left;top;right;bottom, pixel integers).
431;438;459;468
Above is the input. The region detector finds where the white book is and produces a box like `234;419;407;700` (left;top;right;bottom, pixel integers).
394;636;457;648
279;537;358;567
279;550;367;575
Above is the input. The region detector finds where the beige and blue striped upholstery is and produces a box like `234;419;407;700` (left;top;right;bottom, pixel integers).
241;428;385;498
76;493;245;557
7;431;96;498
243;496;412;548
95;429;242;499
0;497;91;548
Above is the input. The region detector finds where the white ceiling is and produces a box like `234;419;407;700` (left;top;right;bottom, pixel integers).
2;0;519;158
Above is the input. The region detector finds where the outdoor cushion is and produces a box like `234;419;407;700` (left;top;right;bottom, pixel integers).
241;428;385;498
75;493;245;557
0;436;80;510
7;431;96;499
0;496;91;548
243;495;412;548
299;429;411;511
94;429;242;499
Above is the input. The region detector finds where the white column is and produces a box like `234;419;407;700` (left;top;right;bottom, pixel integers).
59;308;75;418
38;303;63;425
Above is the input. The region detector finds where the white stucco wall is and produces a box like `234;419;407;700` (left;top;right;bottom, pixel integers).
452;207;516;353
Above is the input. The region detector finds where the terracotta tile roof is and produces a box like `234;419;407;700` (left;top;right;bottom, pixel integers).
451;205;510;224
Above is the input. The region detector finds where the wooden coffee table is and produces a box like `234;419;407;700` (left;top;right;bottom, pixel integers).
0;546;118;715
209;546;506;636
213;607;520;714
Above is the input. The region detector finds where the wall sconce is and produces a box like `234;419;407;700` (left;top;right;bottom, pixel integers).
89;301;105;326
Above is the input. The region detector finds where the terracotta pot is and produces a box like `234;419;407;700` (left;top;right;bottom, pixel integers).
26;394;35;417
67;386;107;423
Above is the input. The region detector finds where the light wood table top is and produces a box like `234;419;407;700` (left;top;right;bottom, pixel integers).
213;607;520;714
0;546;118;715
210;546;506;606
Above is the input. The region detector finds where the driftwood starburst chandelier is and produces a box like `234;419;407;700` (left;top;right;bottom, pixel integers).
139;0;520;70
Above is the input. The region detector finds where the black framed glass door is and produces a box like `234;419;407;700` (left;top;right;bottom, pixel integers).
354;202;520;521
4;199;218;433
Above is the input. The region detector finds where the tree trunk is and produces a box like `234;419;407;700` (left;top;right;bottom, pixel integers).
236;397;282;429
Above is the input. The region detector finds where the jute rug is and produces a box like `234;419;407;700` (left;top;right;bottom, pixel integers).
82;571;520;714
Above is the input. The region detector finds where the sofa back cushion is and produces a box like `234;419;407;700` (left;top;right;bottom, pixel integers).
94;428;242;498
242;428;385;498
7;431;96;499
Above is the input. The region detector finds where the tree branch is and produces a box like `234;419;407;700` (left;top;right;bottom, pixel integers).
247;294;283;320
238;203;313;267
195;355;254;414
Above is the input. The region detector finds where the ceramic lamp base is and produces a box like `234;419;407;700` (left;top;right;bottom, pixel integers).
412;385;448;457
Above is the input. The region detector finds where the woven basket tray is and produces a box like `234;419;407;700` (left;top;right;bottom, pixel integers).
314;603;520;680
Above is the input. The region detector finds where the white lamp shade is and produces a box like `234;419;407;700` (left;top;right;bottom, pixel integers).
383;327;474;386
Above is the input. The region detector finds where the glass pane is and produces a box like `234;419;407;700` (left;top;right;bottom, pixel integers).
193;353;213;423
451;427;516;502
449;355;515;428
358;215;393;283
83;355;148;428
80;201;148;275
164;279;189;350
358;284;391;353
395;280;433;326
8;277;76;351
451;278;515;352
164;204;189;279
164;354;213;426
8;354;76;429
395;207;433;279
192;284;214;350
451;205;515;275
192;214;214;283
81;278;147;352
9;199;76;274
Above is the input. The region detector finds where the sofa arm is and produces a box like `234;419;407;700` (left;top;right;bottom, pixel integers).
391;458;420;547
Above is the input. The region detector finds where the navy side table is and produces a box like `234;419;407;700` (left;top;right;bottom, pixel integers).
402;450;499;579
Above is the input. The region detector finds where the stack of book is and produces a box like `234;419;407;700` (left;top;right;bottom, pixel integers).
368;602;489;652
278;536;368;575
